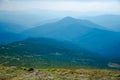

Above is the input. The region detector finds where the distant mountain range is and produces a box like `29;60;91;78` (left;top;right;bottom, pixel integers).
0;22;27;33
0;38;109;68
0;32;26;44
0;22;27;44
22;16;120;58
83;15;120;31
0;11;59;27
0;15;120;68
22;17;104;40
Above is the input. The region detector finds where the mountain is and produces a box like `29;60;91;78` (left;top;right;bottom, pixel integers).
0;37;108;68
0;22;27;33
73;29;120;58
23;17;120;58
0;22;28;44
83;15;120;31
23;17;103;40
0;32;27;44
0;11;59;27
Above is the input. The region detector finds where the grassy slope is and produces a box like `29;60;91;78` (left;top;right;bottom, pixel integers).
0;65;120;80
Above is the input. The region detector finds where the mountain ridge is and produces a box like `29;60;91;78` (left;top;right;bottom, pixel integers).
0;37;109;68
22;16;120;58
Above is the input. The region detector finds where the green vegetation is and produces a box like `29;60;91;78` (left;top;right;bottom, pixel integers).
0;38;119;80
0;65;120;80
0;38;109;68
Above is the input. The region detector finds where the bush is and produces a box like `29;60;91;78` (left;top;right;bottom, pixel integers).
28;68;34;72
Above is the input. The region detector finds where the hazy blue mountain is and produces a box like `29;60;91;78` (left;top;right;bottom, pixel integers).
23;17;120;58
84;15;120;31
23;17;103;40
0;22;27;33
0;11;59;27
0;32;27;44
0;22;28;44
73;29;120;58
0;37;108;68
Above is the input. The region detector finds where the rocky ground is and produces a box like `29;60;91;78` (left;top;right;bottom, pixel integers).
0;65;120;80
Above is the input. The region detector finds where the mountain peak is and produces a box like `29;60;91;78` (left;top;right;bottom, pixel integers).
59;16;77;23
63;16;75;20
63;16;76;20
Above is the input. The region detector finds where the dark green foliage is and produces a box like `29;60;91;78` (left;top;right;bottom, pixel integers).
28;68;34;72
0;38;109;68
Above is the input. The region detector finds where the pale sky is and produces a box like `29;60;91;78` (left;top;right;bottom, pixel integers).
0;0;120;14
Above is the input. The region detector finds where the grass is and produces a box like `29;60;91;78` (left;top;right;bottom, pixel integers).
0;65;120;80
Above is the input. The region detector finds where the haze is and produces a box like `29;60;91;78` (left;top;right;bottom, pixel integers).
0;0;120;28
0;0;120;15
